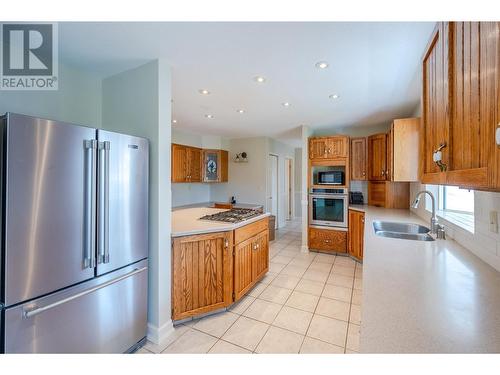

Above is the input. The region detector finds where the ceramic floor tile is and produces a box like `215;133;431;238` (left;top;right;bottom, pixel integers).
269;262;286;274
293;252;317;262
272;255;294;265
229;295;255;314
242;298;282;324
334;257;356;268
285;290;320;312
299;337;345;354
315;297;350;321
331;265;355;277
295;279;325;296
322;284;352;303
192;311;239;338
355;268;363;279
313;253;336;264
208;340;252;354
346;323;360;352
281;264;308;277
302;269;330;283
353;278;363;291
259;272;277;285
306;315;348;347
289;258;313;268
326;274;354;288
270;274;301;290
143;324;190;353
255;326;303;354
135;347;153;354
162;329;217;353
349;304;361;325
221;316;269;351
351;289;362;306
280;250;301;258
272;306;313;335
247;282;267;298
258;285;293;304
308;261;333;273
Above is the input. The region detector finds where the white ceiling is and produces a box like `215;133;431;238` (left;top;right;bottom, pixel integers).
59;22;435;145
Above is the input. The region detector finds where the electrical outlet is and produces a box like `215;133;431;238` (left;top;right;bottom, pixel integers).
490;211;498;234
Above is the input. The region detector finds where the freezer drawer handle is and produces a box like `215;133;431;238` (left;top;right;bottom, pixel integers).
98;141;110;264
22;266;147;319
84;139;98;269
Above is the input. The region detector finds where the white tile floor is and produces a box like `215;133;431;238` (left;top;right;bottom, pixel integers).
139;218;362;354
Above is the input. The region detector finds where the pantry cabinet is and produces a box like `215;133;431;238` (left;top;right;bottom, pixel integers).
350;137;367;180
348;209;364;261
171;231;233;320
421;22;500;190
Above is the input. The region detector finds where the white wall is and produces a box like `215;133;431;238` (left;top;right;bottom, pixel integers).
294;148;302;218
0;63;102;127
102;59;173;345
210;137;269;207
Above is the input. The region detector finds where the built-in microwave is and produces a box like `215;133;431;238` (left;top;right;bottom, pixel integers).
317;170;344;185
309;188;348;228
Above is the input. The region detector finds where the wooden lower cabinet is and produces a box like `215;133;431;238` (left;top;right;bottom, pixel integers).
172;217;270;320
308;227;347;254
171;231;233;321
348;210;365;261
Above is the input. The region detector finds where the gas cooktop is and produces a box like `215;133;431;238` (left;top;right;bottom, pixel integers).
199;208;261;223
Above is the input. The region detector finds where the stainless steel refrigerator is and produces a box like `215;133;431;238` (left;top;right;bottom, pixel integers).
0;113;149;353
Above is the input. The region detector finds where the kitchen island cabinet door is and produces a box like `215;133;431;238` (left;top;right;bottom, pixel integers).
233;237;255;300
252;230;269;281
172;231;233;321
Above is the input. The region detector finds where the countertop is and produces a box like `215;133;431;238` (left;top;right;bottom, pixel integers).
360;206;500;353
171;207;270;237
172;202;264;211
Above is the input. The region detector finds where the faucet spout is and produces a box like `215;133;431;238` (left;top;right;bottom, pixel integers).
411;190;438;234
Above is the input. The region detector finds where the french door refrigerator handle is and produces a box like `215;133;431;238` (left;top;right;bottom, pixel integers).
84;139;98;269
22;267;148;319
98;141;110;264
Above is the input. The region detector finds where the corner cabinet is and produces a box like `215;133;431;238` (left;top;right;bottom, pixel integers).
348;209;364;261
171;231;233;321
421;22;500;190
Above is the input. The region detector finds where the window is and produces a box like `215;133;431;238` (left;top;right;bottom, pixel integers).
439;186;474;214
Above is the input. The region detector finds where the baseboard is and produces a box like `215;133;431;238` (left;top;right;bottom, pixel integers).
146;320;175;346
301;244;309;253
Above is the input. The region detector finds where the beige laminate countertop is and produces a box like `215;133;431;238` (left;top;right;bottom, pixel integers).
359;206;500;353
171;207;270;238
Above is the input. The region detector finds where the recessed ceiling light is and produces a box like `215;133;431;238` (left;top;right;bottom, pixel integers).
198;89;210;95
236;109;245;113
205;114;214;119
254;76;266;83
172;119;177;124
282;102;291;107
329;94;340;100
315;61;329;69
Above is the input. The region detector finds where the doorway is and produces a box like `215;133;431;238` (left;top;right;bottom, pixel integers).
285;158;293;220
267;154;279;229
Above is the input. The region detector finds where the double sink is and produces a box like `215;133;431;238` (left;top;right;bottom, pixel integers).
373;221;435;242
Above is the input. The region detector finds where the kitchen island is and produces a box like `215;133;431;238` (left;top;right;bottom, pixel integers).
171;207;270;321
356;205;500;353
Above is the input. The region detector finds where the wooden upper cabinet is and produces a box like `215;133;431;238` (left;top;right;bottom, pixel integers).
172;143;188;182
421;22;450;183
309;136;348;160
391;118;420;182
420;22;500;190
351;137;367;180
348;209;364;261
171;231;233;320
172;144;228;183
367;134;387;180
188;147;202;182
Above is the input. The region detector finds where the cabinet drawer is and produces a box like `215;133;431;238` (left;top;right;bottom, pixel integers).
308;227;347;253
234;217;269;245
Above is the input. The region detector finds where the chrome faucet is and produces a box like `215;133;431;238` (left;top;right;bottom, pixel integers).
411;190;441;235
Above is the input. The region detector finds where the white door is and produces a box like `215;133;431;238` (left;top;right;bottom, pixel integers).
267;154;279;228
285;158;293;220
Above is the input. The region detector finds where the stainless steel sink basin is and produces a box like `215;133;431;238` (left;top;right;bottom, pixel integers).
373;221;435;241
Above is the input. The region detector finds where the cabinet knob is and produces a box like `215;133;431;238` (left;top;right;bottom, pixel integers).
381;170;385;176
